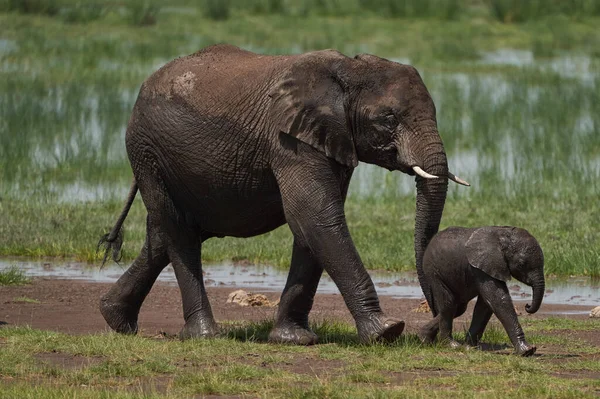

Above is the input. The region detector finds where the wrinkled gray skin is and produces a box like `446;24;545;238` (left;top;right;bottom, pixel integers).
419;226;545;356
99;44;452;345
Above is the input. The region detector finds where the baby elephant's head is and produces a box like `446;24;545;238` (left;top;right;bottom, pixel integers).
466;227;545;314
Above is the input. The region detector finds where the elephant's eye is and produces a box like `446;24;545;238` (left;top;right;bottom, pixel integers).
381;113;398;129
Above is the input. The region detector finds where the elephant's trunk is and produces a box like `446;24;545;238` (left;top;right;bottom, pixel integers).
526;280;545;314
412;128;449;310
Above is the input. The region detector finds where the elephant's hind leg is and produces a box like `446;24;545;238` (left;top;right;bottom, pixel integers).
418;302;467;344
432;281;461;349
465;296;493;347
168;227;218;340
269;239;322;345
100;214;169;334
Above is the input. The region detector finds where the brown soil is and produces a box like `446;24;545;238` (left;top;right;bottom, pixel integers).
0;278;594;337
1;278;599;386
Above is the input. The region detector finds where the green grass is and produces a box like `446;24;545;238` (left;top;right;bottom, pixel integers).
0;266;30;285
523;317;600;332
0;320;598;398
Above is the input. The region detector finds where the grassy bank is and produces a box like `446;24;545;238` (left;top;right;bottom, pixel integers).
1;191;598;277
0;320;599;398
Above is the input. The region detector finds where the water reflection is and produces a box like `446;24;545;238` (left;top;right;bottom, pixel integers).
480;49;596;84
2;259;598;307
1;50;598;202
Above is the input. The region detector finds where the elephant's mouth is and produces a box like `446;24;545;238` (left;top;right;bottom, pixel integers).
397;164;415;175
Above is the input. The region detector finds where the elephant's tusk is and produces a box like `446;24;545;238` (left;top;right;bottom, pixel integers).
412;166;439;179
448;172;470;186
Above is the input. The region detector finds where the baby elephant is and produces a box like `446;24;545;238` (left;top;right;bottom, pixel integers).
419;226;544;356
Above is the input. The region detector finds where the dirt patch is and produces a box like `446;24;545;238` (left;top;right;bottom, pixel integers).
35;352;103;370
0;278;596;347
386;370;458;385
556;329;600;347
551;370;600;380
272;356;345;377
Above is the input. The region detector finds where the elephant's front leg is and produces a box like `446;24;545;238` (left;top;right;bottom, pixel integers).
476;272;536;356
268;239;323;345
274;160;404;344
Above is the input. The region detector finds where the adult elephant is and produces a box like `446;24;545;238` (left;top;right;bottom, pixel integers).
99;44;467;345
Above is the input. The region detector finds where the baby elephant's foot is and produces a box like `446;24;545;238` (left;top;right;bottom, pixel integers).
179;314;219;340
99;296;139;335
418;327;437;344
515;341;536;357
465;335;479;348
439;337;462;349
357;314;405;344
268;324;318;345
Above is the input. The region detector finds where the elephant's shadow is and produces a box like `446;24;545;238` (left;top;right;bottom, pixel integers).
473;342;511;352
224;321;433;347
224;321;362;346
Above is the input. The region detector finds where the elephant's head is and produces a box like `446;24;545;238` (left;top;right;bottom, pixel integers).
466;227;545;313
270;50;468;301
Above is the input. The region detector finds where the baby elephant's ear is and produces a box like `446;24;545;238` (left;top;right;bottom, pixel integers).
465;227;511;282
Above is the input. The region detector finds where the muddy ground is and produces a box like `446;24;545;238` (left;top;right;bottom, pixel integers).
0;278;596;342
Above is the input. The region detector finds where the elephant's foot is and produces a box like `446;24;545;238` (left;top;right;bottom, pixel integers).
356;314;405;344
514;341;536;357
179;314;219;340
268;324;318;345
99;295;139;334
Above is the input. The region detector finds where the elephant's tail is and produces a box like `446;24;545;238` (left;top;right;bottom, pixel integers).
97;179;138;266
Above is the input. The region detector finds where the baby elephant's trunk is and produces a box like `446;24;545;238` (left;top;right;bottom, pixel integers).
525;281;544;314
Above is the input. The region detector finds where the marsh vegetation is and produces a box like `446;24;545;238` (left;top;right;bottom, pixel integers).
0;1;599;278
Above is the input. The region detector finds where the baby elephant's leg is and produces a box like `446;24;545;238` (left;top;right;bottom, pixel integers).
419;302;467;344
432;282;461;349
419;315;440;344
466;297;493;346
438;307;461;348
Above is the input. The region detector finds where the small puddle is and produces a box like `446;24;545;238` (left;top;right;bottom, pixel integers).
541;310;591;316
1;259;599;308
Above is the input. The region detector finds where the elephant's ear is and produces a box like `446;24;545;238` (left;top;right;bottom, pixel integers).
269;52;358;168
465;227;511;282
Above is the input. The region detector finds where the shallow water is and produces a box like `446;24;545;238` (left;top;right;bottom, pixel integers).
2;259;598;308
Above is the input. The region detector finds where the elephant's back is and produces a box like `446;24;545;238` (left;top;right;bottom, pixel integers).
423;227;473;273
137;44;293;108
